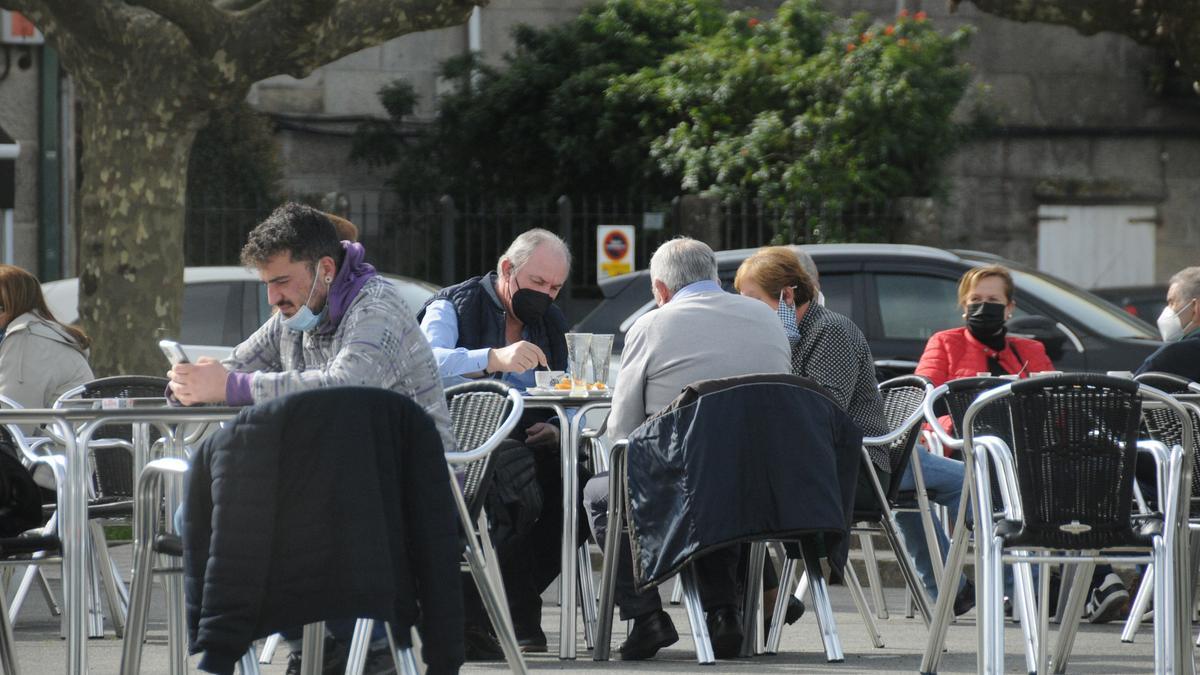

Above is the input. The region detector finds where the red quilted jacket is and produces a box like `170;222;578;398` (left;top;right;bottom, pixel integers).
915;326;1055;387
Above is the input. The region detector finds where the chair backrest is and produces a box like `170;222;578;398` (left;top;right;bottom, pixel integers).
1134;371;1198;395
1134;372;1200;500
444;380;519;518
870;375;933;502
55;375;169;501
969;373;1145;550
940;376;1013;442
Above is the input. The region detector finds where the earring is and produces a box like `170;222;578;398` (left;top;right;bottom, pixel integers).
324;277;333;283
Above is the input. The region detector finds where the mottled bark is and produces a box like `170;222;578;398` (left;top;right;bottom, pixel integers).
0;0;486;374
76;91;205;376
950;0;1200;84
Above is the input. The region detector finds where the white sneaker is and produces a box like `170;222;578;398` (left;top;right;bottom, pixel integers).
1085;573;1130;624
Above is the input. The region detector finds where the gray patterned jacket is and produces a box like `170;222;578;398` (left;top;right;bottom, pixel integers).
222;275;456;452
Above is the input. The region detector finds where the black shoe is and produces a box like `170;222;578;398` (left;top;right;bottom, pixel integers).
953;581;976;617
283;636;350;675
463;626;504;661
706;605;744;660
618;609;679;661
516;624;548;653
764;596;806;635
362;644;398;675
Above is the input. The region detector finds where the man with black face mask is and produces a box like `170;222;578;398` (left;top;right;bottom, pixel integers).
419;229;586;658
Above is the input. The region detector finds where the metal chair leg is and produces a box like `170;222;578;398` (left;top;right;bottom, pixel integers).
919;475;975;675
1013;556;1040;675
738;542;766;658
345;618;373;675
593;447;625;662
1051;560;1095;674
801;544;844;663
258;633;283;664
0;580;20;675
679;565;715;665
879;509;933;625
858;532;889;619
844;559;885;648
669;575;683;605
91;521;127;638
1122;565;1154;643
237;644;261;675
577;543;598;651
383;622;420;675
766;557;796;654
300;622;326;675
1037;562;1051;675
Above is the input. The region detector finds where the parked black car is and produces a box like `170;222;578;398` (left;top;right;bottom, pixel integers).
574;243;1163;379
1093;284;1168;324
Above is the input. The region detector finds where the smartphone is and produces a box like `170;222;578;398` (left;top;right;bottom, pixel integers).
158;339;191;366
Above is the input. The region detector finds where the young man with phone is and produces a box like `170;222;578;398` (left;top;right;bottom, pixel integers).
167;202;455;674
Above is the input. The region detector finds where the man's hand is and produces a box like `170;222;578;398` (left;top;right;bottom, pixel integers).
168;357;230;406
487;341;548;373
525;422;559;447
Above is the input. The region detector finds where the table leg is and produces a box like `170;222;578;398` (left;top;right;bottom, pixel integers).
556;404;577;659
65;422;92;674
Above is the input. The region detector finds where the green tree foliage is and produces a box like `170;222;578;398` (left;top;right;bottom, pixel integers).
353;0;725;197
614;1;973;239
357;0;973;241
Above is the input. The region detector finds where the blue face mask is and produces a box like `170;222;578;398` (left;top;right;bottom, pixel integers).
281;268;326;333
777;289;802;345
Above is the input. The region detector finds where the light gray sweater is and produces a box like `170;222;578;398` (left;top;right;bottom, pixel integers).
223;275;455;452
609;288;792;440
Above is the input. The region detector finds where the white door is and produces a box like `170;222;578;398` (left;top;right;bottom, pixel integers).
1036;204;1157;289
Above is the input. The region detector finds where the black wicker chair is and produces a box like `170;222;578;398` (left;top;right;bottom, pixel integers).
924;374;1190;674
1121;371;1200;643
841;375;939;634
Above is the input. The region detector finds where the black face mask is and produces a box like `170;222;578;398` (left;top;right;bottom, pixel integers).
511;279;553;325
965;301;1007;338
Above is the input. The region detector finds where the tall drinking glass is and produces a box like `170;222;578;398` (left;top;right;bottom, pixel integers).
565;333;593;397
589;334;615;392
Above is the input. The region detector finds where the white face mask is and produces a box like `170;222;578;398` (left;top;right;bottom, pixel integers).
1157;298;1196;342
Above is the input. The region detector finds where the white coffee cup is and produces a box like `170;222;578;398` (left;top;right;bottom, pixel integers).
535;370;566;389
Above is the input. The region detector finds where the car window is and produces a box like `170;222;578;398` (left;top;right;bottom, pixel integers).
181;282;243;347
390;279;436;315
875;273;1031;341
1007;268;1158;339
819;273;854;319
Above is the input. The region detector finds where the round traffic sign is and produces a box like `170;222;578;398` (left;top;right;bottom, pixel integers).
603;231;629;261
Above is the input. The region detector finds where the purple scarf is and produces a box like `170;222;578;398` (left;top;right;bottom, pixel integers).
319;241;377;334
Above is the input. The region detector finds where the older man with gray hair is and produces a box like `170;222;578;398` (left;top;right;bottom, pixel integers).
583;237;792;660
1136;265;1200;381
418;227;584;658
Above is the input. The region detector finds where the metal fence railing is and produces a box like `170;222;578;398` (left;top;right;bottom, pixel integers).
185;192;904;298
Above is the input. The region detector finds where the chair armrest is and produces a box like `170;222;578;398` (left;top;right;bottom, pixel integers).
975;435;1020;521
1136;440;1171;513
920;384;963;452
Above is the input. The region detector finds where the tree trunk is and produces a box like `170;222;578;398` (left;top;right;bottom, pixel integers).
76;91;206;376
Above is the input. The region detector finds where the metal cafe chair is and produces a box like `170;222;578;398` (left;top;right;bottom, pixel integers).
929;373;1194;674
1121;371;1200;644
919;376;1044;674
345;380;528;675
837;376;940;630
595;375;862;665
118;458;259;675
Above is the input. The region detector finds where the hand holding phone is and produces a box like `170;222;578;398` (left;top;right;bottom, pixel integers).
158;339;191;366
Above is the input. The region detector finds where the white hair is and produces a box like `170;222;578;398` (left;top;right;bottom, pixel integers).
1170;266;1200;303
793;247;820;286
650;237;718;293
497;228;572;276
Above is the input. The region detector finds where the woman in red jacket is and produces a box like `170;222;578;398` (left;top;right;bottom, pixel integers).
916;265;1129;623
916;265;1053;385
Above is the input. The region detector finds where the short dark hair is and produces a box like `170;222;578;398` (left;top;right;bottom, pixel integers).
240;202;343;268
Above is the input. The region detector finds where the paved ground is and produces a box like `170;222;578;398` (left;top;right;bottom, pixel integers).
6;544;1165;673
